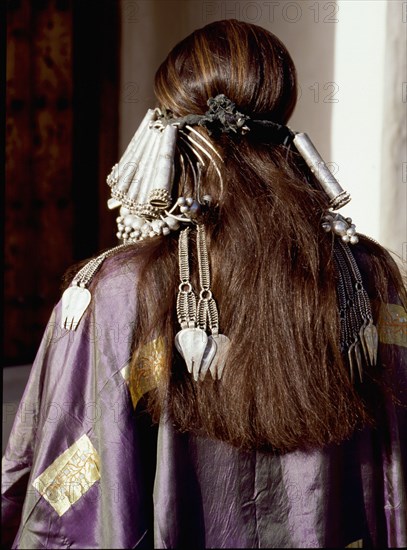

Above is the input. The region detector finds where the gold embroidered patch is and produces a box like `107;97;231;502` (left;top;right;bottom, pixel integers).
128;336;167;408
378;303;407;348
346;539;363;548
32;433;100;516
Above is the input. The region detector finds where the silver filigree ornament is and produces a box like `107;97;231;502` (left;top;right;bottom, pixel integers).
61;243;130;330
106;109;219;244
175;226;230;381
333;239;378;383
322;212;359;244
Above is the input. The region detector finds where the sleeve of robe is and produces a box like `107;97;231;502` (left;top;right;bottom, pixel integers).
1;250;156;549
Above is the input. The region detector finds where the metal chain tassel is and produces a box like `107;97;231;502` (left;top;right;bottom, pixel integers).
196;225;230;380
176;228;196;329
333;239;378;382
174;228;209;380
174;225;230;381
61;243;131;331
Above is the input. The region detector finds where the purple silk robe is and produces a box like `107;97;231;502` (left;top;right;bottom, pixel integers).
2;245;407;548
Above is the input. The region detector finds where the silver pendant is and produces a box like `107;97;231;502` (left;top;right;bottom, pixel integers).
175;328;208;378
348;339;364;383
61;286;91;331
348;341;356;383
174;331;185;359
199;336;218;381
354;340;364;382
209;334;231;380
363;321;378;366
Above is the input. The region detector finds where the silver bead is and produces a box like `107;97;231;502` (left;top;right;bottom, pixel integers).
186;197;194;206
180;205;189;213
149;231;156;238
188;201;201;217
124;215;135;226
124;226;132;233
350;235;359;244
177;197;186;206
346;217;352;224
151;220;162;234
131;217;144;229
322;221;332;232
116;232;122;239
333;220;348;236
342;234;350;243
163;216;180;230
120;207;130;216
346;227;356;236
202;194;213;205
162;227;171;236
117;223;124;231
116;216;123;223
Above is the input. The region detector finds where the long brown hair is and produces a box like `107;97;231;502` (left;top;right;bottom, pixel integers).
125;20;404;452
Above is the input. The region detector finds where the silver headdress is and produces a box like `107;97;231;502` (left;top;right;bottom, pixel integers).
62;94;377;383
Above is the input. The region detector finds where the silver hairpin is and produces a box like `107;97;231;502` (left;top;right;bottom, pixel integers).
182;130;224;199
179;131;224;203
185;125;223;162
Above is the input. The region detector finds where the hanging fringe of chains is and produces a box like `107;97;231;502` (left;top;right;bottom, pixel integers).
175;225;231;381
333;239;378;382
196;224;219;335
61;243;131;331
176;227;197;330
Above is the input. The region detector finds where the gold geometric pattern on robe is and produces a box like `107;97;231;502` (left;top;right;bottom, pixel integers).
32;433;100;516
378;303;407;348
128;336;167;408
346;539;363;548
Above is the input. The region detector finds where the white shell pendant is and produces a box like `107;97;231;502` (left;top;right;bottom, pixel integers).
363;321;378;366
359;320;369;365
348;341;356;383
354;340;364;382
199;336;218;381
175;328;208;378
174;331;185;359
209;334;231;380
61;285;91;331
